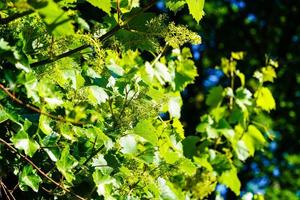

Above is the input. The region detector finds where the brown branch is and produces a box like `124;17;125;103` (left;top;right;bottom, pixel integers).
0;83;84;126
0;181;15;200
0;138;86;200
30;0;158;68
0;10;34;25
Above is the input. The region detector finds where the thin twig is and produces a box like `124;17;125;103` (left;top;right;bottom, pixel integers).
0;138;86;200
229;58;235;110
0;83;84;126
150;44;168;67
0;181;14;200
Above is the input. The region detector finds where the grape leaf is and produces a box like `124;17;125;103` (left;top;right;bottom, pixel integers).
87;86;109;105
38;0;74;35
134;119;158;145
166;0;186;12
206;86;223;107
219;166;241;195
186;0;205;23
255;87;276;112
0;106;8;123
87;0;112;15
11;130;40;157
56;146;78;182
19;165;42;192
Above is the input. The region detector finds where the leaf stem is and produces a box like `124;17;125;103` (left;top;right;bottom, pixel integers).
229;58;235;109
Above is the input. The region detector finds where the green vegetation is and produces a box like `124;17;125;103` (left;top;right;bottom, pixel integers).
0;0;282;199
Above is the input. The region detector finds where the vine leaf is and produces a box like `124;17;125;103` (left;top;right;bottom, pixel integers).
87;0;112;15
119;134;138;154
205;86;223;107
19;165;42;192
37;0;74;35
186;0;205;23
218;166;241;195
56;146;78;183
166;0;186;12
11;130;40;157
255;87;276;112
0;106;9;123
134;119;158;145
87;86;109;105
93;169;115;198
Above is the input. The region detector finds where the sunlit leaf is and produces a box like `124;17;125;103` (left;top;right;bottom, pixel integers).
11;130;40;157
255;87;276;112
19;165;42;192
219;166;241;195
186;0;205;23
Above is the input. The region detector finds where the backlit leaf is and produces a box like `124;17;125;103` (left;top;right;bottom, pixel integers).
19;165;42;192
134;119;158;145
87;0;112;14
11;130;40;157
186;0;205;23
219;166;241;195
255;87;276;112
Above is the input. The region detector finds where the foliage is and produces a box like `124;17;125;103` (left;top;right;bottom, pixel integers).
0;0;277;199
177;0;300;198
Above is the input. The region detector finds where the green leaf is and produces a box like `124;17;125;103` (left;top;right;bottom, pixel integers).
235;88;252;110
11;130;40;157
234;139;251;161
236;125;266;161
0;106;8;123
174;54;198;91
87;86;109;105
158;177;184;200
179;158;197;176
194;155;213;171
219;166;241;195
39;115;53;135
246;125;266;149
19;165;42;192
254;87;276;112
0;38;12;51
168;94;182;118
186;0;205;23
42;132;60;162
210;106;226;122
87;0;112;15
205;86;223;107
163;151;180;164
182;136;200;158
56;146;78;182
261;66;276;82
231;52;245;60
235;70;245;87
172;118;185;139
166;0;186;12
119;134;137;154
38;0;74;35
93;169;115;198
134;119;158;145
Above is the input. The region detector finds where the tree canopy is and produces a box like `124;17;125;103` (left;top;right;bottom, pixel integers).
0;0;295;199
